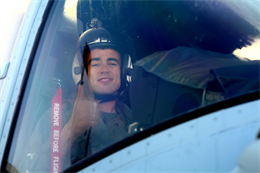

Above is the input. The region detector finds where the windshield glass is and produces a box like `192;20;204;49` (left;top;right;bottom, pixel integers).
6;0;260;172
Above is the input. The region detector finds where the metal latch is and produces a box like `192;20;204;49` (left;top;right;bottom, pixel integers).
0;62;10;79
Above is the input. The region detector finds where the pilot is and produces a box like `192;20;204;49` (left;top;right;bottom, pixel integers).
29;24;133;170
60;25;133;163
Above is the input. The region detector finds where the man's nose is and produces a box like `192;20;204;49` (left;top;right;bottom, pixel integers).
100;63;110;73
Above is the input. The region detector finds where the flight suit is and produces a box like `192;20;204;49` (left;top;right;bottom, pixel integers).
29;99;133;171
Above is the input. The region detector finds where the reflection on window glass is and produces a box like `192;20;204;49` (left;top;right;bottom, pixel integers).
7;0;260;172
233;39;260;61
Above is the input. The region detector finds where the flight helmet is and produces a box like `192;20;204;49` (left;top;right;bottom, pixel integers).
77;18;129;98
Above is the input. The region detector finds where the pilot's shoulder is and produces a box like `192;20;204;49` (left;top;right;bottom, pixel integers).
116;101;133;124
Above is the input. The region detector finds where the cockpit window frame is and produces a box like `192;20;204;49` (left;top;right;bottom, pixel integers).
64;90;260;172
0;0;55;172
1;0;259;172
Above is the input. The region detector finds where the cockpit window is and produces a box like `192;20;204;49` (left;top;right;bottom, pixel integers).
6;0;260;172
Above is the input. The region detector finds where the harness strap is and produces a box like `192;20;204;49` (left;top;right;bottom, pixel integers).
51;87;62;173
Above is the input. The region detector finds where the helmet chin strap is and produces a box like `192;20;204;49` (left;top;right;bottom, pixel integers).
94;93;117;103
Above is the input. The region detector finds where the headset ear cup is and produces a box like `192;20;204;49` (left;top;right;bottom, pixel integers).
119;54;130;94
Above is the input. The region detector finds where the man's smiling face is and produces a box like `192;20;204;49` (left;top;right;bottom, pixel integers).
87;48;121;95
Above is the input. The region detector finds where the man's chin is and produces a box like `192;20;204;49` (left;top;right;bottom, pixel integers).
93;86;120;95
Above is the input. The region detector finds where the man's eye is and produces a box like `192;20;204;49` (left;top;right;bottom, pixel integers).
91;64;99;67
108;63;117;66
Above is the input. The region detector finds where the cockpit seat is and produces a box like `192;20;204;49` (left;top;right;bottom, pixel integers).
129;65;203;127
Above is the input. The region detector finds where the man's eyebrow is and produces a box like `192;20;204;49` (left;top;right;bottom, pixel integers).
107;58;119;64
88;57;100;63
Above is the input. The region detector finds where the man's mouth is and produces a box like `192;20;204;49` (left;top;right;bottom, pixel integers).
98;77;113;83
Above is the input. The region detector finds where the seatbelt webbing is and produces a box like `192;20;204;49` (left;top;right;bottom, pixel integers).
51;87;62;173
